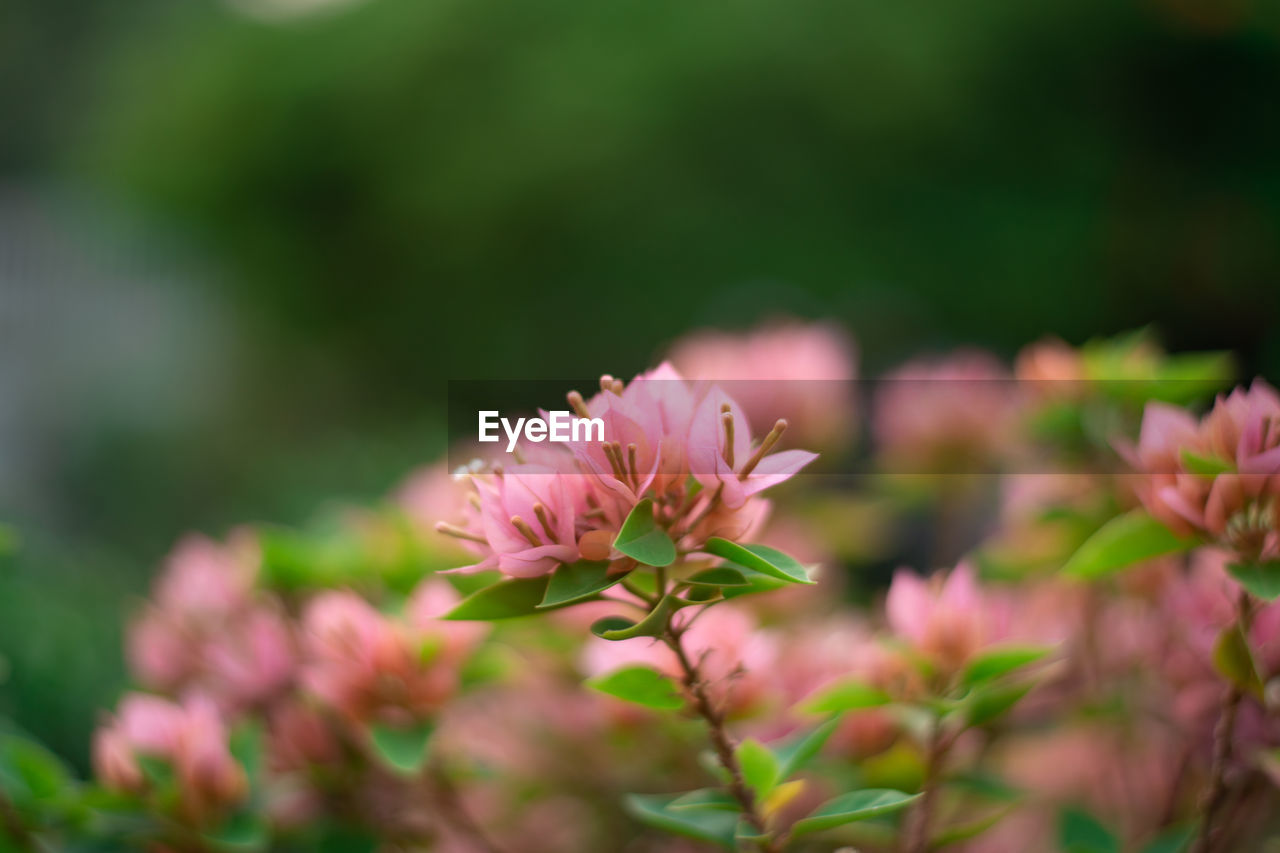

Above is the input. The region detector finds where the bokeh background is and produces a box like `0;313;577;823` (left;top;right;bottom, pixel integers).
3;0;1280;772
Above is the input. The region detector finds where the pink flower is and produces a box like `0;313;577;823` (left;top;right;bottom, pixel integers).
669;321;858;450
300;591;460;726
886;563;1009;671
1122;380;1280;556
153;533;257;621
873;350;1019;472
453;465;581;577
687;386;817;510
95;693;247;826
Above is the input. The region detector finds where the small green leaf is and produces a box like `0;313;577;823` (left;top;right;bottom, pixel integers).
790;789;922;837
668;789;739;812
539;560;619;608
586;666;684;710
593;595;678;640
1180;449;1233;477
625;793;738;849
775;716;841;780
1058;807;1119;853
1227;561;1280;602
369;721;434;774
703;539;814;584
1212;625;1263;698
590;616;636;637
444;577;548;620
685;568;749;587
735;739;779;798
801;680;891;715
614;500;677;567
964;682;1034;728
962;646;1051;687
1061;510;1196;580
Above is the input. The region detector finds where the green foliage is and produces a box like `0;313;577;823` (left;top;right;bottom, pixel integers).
1057;808;1118;853
773;716;840;780
613;500;677;567
801;681;891;714
625;793;737;849
1061;510;1196;580
585;666;684;710
368;721;434;774
539;560;620;608
702;539;813;584
1212;625;1262;699
961;645;1051;687
684;568;749;587
734;739;779;799
1226;561;1280;602
789;789;921;837
444;577;549;620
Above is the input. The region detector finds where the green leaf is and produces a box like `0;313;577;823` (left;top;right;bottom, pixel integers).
703;539;814;584
538;560;619;608
586;666;684;710
801;680;891;714
962;645;1051;687
1058;807;1118;853
1212;625;1263;698
685;567;749;587
1061;510;1196;580
735;739;779;798
1227;561;1280;602
590;616;636;637
668;789;740;812
775;716;841;780
790;789;922;837
625;793;738;849
592;595;678;640
964;682;1034;728
369;721;434;774
444;577;548;620
613;500;676;567
1180;449;1233;477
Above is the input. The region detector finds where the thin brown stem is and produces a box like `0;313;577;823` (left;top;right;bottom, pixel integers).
903;720;948;853
663;627;779;853
1191;591;1255;853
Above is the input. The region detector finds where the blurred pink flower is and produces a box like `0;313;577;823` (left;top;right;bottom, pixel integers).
873;350;1019;472
886;562;1010;672
1121;380;1280;557
668;320;858;450
455;465;582;577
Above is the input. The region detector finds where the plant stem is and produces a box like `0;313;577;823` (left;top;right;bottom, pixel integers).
427;760;509;853
663;627;779;853
903;719;947;853
1191;590;1255;853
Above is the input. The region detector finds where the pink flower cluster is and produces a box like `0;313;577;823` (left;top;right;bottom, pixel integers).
1122;380;1280;557
439;364;816;577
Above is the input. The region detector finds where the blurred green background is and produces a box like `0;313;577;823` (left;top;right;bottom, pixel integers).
3;0;1280;769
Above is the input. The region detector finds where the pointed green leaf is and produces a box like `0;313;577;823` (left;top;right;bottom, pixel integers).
586;666;684;710
1061;510;1196;580
590;616;636;637
790;789;922;837
594;595;678;640
801;680;891;715
1212;624;1263;698
614;500;676;566
625;793;737;849
1227;561;1280;602
735;738;779;798
703;539;814;584
775;716;841;780
444;577;548;620
685;567;749;587
369;721;434;774
539;560;619;608
963;682;1034;728
961;645;1051;687
1058;807;1119;853
204;812;269;851
668;789;739;812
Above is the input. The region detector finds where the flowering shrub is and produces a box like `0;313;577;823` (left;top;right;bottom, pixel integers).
5;324;1280;852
